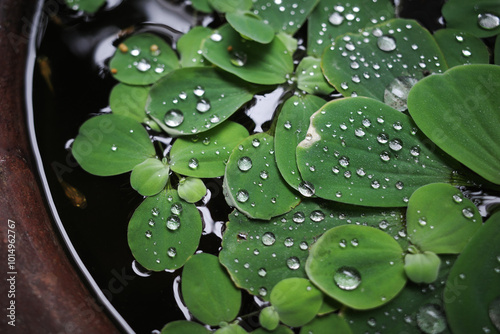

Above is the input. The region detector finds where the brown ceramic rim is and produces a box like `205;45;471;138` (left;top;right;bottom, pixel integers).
0;0;127;332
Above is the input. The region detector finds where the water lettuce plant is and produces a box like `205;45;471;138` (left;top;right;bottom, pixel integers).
68;0;500;332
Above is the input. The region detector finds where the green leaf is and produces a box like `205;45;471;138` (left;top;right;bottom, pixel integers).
444;211;500;334
146;67;260;136
226;11;275;44
406;183;482;254
169;121;249;178
408;64;500;185
182;253;241;326
259;306;280;331
202;24;294;85
322;19;447;109
64;0;105;13
306;225;406;310
127;189;202;271
252;0;320;35
190;0;212;13
130;158;170;196
318;296;341;315
404;251;441;284
442;0;500;38
344;254;457;333
223;133;300;220
109;33;179;85
308;0;395;57
219;200;405;300
215;324;248;334
177;177;206;203
208;0;252;13
296;57;334;95
177;27;213;67
296;97;462;207
434;29;490;68
275;94;326;190
109;83;160;131
270;278;323;327
72;114;155;176
160;320;211;334
299;314;353;334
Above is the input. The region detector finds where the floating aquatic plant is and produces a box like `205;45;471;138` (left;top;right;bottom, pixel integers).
66;0;500;332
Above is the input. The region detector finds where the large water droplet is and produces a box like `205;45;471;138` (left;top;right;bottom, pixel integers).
380;151;391;161
354;128;366;137
151;207;160;216
166;215;181;231
377;35;397;52
171;203;183;215
462;207;474;219
193;85;205;97
164;109;184;127
286;256;300;270
136;58;151;72
262;232;276;246
478;13;500;30
300;241;309;250
236;189;249;203
329;12;344;26
339;156;350;167
145;230;152;238
167;247;177;258
230;50;247;67
238;156;253;171
416;304;447;334
210;33;222;41
284;237;294;247
334;266;361;290
260;170;269;179
293;211;305;223
452;194;463;203
310;210;325;222
377;133;389;144
389;138;403;151
196;98;211;113
258;268;267;277
188;158;199;169
384;76;419;111
298;181;315;197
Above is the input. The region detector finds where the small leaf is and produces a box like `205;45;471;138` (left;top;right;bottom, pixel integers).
224;133;300;219
299;314;353;334
270;278;323;327
444;211;500;334
160;320;211;334
177;27;213;67
296;57;334;95
182;253;241;326
219;200;405;300
177;177;206;203
202;24;294;85
127;189;202;271
275;94;326;190
130;158;170;196
434;29;490;68
308;0;395;57
296;97;462;207
226;11;275;44
259;306;280;331
407;64;500;185
306;225;406;310
322;19;447;106
404;251;441;284
442;0;500;38
406;183;482;254
64;0;105;13
146;67;260;136
109;33;179;85
253;0;320;35
72;114;155;176
169;121;249;178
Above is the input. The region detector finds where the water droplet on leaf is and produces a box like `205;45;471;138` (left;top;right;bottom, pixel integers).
166;215;181;230
416;304;447;334
164;109;184;127
478;13;500;30
287;256;300;270
298;181;315;197
262;232;276;246
236;189;249;203
238;156;253;171
334;266;361;290
377;35;397;52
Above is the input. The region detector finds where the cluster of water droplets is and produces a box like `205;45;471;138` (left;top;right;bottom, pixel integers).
252;0;306;32
116;41;168;75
